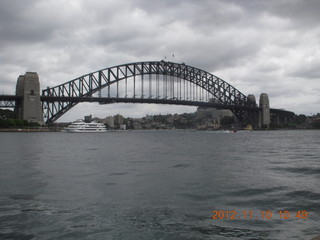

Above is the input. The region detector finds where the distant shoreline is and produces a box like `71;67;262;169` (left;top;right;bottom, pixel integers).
0;128;60;132
0;128;319;132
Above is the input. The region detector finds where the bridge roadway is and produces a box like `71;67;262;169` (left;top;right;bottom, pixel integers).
0;95;22;108
0;94;260;111
1;94;293;118
0;95;22;101
40;96;260;111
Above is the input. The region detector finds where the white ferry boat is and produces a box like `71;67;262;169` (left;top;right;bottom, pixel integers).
65;120;107;133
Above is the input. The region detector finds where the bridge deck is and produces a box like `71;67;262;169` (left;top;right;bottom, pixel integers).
40;96;261;111
0;95;22;108
0;95;22;100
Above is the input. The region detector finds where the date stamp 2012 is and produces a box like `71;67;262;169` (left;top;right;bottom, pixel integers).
211;210;309;220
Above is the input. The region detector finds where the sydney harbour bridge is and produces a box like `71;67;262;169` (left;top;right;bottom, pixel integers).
0;61;294;128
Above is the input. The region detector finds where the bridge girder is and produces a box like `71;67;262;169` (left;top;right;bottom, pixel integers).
42;61;258;126
0;95;21;108
0;100;16;108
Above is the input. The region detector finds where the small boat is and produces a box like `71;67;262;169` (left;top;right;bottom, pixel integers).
244;124;253;130
64;119;107;133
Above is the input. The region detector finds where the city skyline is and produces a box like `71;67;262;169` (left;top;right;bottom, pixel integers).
1;0;319;121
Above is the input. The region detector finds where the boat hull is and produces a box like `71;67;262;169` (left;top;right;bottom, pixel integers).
64;119;107;133
66;129;107;133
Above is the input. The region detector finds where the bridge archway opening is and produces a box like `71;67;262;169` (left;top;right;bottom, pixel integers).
57;102;198;122
97;74;216;102
42;61;259;126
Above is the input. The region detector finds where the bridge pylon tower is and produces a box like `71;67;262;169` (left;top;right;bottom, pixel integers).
15;72;44;125
259;93;271;128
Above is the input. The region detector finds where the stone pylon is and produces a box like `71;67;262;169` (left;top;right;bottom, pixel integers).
246;94;260;128
259;93;270;128
15;72;44;125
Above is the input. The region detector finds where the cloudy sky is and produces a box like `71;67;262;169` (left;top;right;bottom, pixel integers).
1;0;319;121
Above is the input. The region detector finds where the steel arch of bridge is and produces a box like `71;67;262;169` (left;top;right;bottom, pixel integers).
42;61;259;125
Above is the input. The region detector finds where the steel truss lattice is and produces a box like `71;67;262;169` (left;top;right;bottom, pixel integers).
42;61;259;126
0;95;21;108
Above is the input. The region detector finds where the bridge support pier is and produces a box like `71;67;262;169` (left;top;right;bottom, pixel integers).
15;72;44;125
246;94;259;128
259;93;270;128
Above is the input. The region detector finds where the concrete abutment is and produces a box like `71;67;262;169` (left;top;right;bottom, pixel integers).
246;93;271;129
259;93;271;128
15;72;44;125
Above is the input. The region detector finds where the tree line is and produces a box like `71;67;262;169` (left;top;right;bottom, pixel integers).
0;109;40;128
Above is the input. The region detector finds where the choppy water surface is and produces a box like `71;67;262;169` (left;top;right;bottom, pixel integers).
0;130;319;240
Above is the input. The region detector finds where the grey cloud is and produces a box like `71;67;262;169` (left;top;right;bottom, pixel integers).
227;0;320;28
264;0;320;28
290;68;320;80
0;0;60;45
289;57;320;80
0;0;319;119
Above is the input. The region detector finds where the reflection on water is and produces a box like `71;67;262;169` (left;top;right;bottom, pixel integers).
0;130;319;239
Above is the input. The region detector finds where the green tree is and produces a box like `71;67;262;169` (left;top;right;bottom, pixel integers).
313;119;320;129
0;119;9;128
294;114;307;124
14;119;25;127
0;109;15;119
7;119;16;127
220;116;234;125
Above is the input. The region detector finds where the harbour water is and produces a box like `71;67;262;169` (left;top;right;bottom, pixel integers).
0;130;319;239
